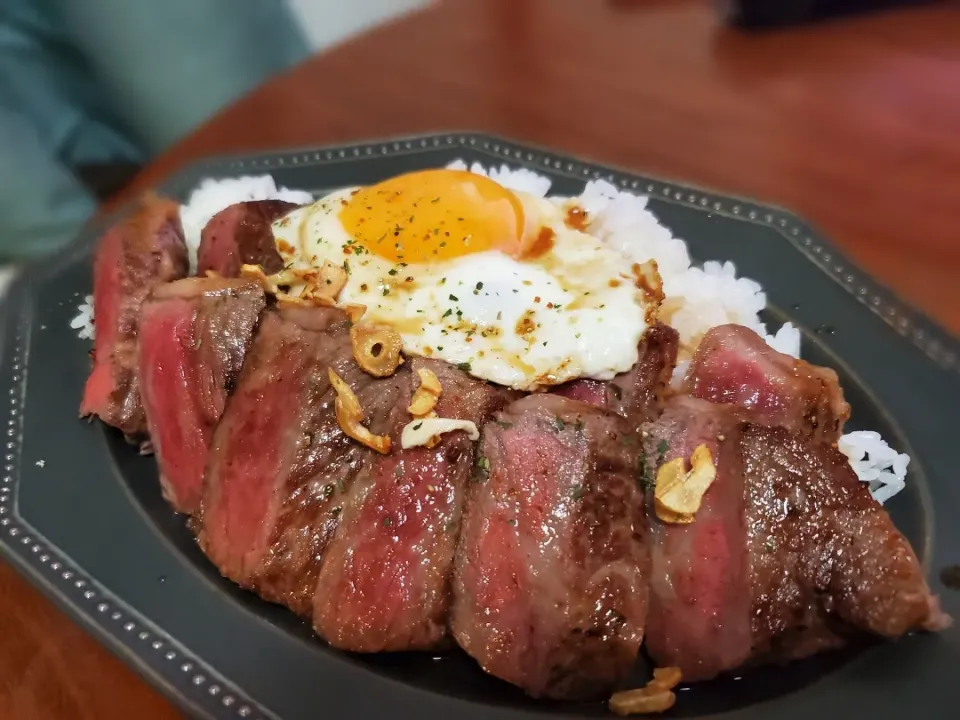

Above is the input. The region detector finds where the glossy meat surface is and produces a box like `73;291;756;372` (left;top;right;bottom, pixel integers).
312;358;514;652
138;277;264;514
452;394;649;699
80;196;189;437
684;324;850;442
196;200;298;277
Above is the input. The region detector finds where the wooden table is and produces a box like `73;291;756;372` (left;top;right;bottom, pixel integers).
4;0;960;717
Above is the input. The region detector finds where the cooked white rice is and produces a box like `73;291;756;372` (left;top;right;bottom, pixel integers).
69;164;906;503
838;432;910;505
70;294;94;340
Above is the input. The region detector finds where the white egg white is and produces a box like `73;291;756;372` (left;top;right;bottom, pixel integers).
271;187;654;390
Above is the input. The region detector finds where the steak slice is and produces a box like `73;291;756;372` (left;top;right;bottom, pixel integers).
741;424;949;663
80;195;189;438
451;394;649;700
198;305;374;615
311;358;514;652
553;322;678;428
641;397;753;681
683;324;850;442
138;278;265;514
196;200;298;277
641;398;949;680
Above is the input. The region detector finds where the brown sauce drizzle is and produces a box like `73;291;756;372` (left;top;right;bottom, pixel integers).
565;205;589;231
523;227;556;258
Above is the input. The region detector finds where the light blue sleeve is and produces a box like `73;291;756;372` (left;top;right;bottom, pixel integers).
0;0;310;261
54;0;311;153
0;107;96;262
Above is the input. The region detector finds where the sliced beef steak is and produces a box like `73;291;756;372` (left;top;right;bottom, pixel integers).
641;397;753;681
683;324;850;442
553;322;678;428
81;195;189;438
312;359;514;652
451;394;649;700
641;398;948;680
199;305;373;615
138;278;265;514
741;424;949;662
196;200;298;277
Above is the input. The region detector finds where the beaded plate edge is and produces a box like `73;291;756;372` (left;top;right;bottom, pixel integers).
1;132;956;720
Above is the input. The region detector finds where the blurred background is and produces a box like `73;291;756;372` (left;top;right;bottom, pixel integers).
0;0;943;283
0;0;427;279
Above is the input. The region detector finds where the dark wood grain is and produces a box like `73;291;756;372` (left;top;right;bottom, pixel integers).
4;0;960;716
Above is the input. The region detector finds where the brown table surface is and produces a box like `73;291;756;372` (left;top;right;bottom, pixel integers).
4;0;960;717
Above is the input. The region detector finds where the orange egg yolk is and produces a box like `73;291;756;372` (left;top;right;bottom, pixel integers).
339;169;526;263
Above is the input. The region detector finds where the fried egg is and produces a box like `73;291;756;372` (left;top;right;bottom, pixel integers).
271;169;658;390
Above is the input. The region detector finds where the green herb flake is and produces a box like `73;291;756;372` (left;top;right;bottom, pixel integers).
474;455;490;481
457;361;472;372
636;450;654;492
495;420;514;430
388;268;398;276
442;309;453;318
413;422;423;431
383;517;393;527
551;416;566;432
570;484;585;501
656;439;669;456
449;294;459;301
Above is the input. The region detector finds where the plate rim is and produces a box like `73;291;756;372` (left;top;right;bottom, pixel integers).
1;132;957;719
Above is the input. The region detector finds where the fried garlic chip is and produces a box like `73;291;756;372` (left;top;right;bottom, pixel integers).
408;367;442;417
240;261;346;307
400;417;479;450
328;369;391;454
350;324;404;377
609;667;682;716
654;444;716;524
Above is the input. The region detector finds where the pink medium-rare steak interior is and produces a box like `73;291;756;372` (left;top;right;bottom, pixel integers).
640;397;753;681
640;396;949;681
235;306;379;616
199;306;362;599
138;277;265;514
311;358;516;653
81;195;189;438
196;200;299;278
198;306;386;613
684;324;850;443
451;394;649;700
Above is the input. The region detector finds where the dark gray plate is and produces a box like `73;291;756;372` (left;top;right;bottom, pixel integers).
0;133;957;720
